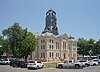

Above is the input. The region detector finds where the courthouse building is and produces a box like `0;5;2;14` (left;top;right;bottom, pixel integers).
32;9;77;61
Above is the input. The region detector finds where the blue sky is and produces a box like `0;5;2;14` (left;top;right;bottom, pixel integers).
0;0;100;40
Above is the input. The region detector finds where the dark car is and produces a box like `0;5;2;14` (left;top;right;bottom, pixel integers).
20;61;28;68
10;59;15;66
12;60;23;67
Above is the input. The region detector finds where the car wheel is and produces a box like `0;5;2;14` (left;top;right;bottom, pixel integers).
41;65;43;68
6;62;8;65
75;65;80;69
93;63;96;66
37;66;39;69
13;64;15;67
85;64;89;67
58;65;63;68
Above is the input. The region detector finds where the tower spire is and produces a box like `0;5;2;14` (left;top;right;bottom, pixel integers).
42;9;59;35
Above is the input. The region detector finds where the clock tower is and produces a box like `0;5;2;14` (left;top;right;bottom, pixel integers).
42;9;59;35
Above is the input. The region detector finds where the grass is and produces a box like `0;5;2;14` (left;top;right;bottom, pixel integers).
43;62;61;68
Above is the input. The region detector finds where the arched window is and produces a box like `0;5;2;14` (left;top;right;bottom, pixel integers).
49;45;51;49
56;53;57;57
43;53;45;58
50;52;51;58
64;53;66;59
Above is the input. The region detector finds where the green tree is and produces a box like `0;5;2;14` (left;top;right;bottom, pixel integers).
87;38;95;56
0;35;5;55
77;38;88;57
2;22;22;57
92;39;100;56
18;29;37;61
2;22;37;61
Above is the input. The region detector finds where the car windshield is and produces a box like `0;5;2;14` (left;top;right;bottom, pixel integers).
69;61;72;63
29;61;35;63
79;61;86;62
94;60;99;61
64;61;68;63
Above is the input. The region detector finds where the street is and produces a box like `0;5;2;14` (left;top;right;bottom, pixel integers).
0;65;100;72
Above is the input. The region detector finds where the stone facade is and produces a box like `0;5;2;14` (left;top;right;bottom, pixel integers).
32;33;77;61
32;9;77;61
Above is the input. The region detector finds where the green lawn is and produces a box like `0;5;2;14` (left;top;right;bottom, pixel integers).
43;62;61;68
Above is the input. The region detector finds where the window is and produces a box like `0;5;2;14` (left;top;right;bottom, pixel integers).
43;39;45;43
56;42;59;49
52;40;53;43
56;53;59;57
49;45;51;49
41;45;42;49
41;39;45;43
52;52;54;58
64;53;66;59
63;42;66;50
49;39;53;43
49;39;51;43
73;43;76;46
50;52;51;58
37;61;41;63
43;45;45;49
41;40;42;43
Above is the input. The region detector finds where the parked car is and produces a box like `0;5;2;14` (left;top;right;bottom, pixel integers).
27;60;44;69
89;60;98;66
0;58;10;65
10;59;15;66
12;60;23;67
20;61;28;68
79;60;90;67
56;60;84;69
93;59;100;65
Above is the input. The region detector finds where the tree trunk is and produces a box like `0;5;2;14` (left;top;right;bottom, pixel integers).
82;54;84;59
25;55;28;62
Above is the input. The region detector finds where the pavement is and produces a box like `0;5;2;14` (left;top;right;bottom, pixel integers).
0;65;100;72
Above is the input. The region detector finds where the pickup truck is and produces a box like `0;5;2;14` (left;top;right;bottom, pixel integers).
56;60;83;69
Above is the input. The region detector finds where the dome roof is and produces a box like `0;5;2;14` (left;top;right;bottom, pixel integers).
46;9;56;15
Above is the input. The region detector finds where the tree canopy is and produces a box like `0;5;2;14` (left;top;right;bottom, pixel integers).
77;38;100;57
1;22;37;61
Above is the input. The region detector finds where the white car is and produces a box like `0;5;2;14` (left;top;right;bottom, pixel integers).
0;58;10;65
89;60;98;66
93;59;100;65
79;60;90;67
27;60;44;69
